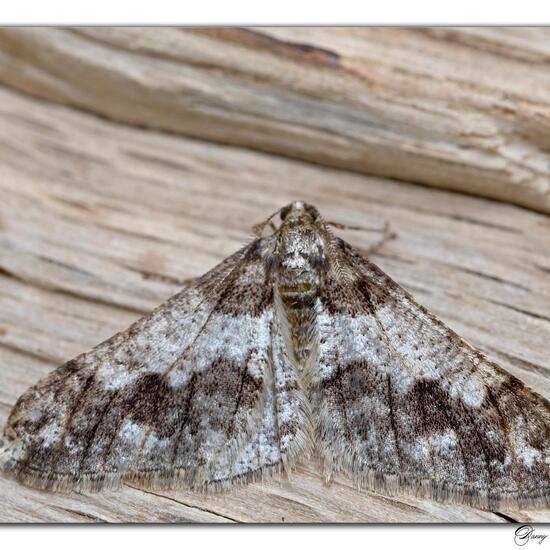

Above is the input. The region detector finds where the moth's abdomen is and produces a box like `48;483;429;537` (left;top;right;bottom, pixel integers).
278;289;318;366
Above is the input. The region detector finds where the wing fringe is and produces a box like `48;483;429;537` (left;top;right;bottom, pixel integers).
346;465;550;510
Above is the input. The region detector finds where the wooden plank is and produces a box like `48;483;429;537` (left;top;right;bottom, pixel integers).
0;27;550;213
0;84;549;522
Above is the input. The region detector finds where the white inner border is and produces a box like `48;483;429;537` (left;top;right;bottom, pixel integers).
1;1;550;24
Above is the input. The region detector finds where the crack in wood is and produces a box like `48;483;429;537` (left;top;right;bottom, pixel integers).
484;298;550;324
123;484;237;523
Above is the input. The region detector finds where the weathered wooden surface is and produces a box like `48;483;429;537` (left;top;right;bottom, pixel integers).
1;83;550;523
0;27;550;213
1;27;550;523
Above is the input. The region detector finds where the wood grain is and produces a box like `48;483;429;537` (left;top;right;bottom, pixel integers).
0;27;550;213
1;81;549;522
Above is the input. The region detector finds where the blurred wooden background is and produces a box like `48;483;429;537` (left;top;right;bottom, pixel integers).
0;27;549;523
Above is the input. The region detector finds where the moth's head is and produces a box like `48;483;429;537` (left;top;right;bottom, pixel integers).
265;201;329;292
252;201;323;239
279;201;320;225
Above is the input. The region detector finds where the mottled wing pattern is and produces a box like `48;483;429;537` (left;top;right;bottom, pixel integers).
312;238;550;509
1;240;304;492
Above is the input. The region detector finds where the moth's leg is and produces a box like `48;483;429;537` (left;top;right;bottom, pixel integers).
178;277;198;291
142;275;198;291
328;219;396;256
359;228;396;256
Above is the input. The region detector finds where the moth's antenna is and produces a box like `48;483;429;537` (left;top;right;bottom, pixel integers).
251;206;284;237
326;219;391;234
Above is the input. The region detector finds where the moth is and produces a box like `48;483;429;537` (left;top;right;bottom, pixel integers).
1;201;549;510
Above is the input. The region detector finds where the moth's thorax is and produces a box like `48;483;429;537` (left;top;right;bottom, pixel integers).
271;207;328;294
